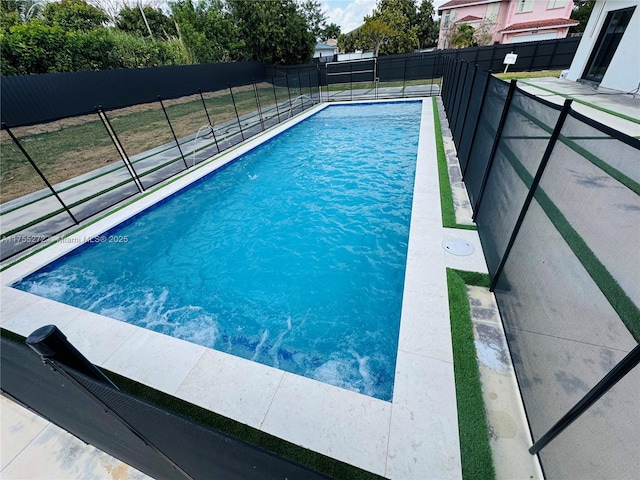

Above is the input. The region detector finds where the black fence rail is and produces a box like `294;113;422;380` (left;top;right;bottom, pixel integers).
1;327;330;479
441;56;640;480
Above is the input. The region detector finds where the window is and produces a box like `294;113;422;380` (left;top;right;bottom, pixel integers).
583;6;636;83
443;10;453;28
486;3;499;22
516;0;535;13
547;0;568;9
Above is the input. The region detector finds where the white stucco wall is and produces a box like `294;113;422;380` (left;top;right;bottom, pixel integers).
567;1;640;92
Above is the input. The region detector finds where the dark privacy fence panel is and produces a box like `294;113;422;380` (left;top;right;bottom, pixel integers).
441;56;640;480
1;336;330;480
441;36;580;73
1;61;266;127
266;37;578;87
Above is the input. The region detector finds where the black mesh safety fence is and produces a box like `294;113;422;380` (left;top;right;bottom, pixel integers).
1;74;320;262
463;75;510;207
475;89;562;277
452;63;475;144
0;112;141;259
449;61;467;133
456;69;490;173
441;56;640;479
106;98;188;191
0;129;79;258
1;336;331;479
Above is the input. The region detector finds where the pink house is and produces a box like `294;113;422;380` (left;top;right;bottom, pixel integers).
437;0;579;49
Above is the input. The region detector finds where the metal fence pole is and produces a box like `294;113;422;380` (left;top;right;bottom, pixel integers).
443;57;452;111
158;96;188;170
472;79;517;218
96;107;144;193
27;325;118;388
285;74;293;113
548;40;560;70
252;81;265;131
529;344;640;455
450;60;464;114
228;85;245;141
272;77;282;123
198;89;219;153
2;123;79;225
350;61;353;101
490;99;573;291
307;69;314;102
26;325;193;480
528;42;540;71
430;55;436;95
402;58;407;98
297;71;305;109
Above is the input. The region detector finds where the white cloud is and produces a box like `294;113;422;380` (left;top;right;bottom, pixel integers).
320;0;377;34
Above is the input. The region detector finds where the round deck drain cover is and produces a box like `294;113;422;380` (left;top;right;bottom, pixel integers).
442;238;474;256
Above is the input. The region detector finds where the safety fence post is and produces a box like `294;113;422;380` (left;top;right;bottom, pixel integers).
228;85;245;141
96;107;143;193
2;123;79;225
472;79;517;218
158;96;188;170
198;89;220;153
490;99;573;291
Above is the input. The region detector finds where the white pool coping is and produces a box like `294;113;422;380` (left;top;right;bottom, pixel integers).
1;99;465;479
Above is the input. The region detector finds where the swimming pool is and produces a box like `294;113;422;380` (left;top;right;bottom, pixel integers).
13;101;422;401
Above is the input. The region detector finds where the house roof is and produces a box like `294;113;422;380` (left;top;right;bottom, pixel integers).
500;18;579;33
455;15;482;24
438;0;501;13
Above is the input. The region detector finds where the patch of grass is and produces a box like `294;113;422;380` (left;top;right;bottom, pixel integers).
493;70;562;81
0;327;381;479
446;269;496;480
432;97;476;231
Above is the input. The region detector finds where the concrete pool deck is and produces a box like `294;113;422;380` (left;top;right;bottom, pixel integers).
0;98;517;479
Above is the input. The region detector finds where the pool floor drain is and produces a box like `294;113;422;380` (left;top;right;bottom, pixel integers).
442;238;474;256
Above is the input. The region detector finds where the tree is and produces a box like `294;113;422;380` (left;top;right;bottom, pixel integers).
320;21;339;41
338;28;364;53
170;0;245;63
571;0;595;33
229;0;314;64
450;23;474;48
416;0;437;48
116;5;176;38
43;0;109;32
361;0;418;56
298;0;325;41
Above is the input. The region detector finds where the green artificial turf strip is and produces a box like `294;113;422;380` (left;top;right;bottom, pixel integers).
0;328;381;480
432;97;476;231
446;269;496;480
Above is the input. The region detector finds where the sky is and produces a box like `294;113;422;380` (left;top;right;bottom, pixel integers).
320;0;447;34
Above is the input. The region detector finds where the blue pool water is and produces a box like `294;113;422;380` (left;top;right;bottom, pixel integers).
15;101;422;401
